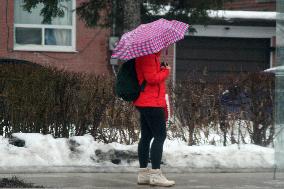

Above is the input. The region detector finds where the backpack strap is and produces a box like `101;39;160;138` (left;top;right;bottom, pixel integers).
140;80;146;92
135;59;147;92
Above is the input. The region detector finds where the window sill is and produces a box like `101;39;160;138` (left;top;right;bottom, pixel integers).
14;45;77;53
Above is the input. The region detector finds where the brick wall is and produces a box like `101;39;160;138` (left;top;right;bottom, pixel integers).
224;0;276;11
0;0;111;75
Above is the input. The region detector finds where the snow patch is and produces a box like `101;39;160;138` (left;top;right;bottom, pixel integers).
0;133;275;169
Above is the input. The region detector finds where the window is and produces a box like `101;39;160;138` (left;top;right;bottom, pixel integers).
14;0;76;52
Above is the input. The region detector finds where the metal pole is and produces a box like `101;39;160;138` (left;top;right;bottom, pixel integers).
173;43;176;87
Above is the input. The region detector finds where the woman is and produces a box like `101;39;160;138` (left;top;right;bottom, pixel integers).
134;51;175;187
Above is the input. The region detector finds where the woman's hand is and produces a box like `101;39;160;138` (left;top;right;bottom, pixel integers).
165;65;171;70
160;62;171;70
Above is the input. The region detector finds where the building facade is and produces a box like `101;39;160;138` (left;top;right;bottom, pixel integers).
174;0;276;81
0;0;111;75
0;0;277;78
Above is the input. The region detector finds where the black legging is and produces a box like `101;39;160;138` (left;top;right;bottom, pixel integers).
136;107;167;169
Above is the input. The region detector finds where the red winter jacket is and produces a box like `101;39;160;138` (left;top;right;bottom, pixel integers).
133;52;170;107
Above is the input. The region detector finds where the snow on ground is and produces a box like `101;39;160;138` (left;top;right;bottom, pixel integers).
265;65;284;73
208;10;276;20
0;133;274;169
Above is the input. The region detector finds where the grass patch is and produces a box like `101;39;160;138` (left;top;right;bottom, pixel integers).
0;176;44;188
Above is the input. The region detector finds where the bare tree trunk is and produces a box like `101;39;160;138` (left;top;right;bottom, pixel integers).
123;0;142;32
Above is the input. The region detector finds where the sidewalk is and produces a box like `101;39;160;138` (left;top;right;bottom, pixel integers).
0;166;277;174
0;171;283;188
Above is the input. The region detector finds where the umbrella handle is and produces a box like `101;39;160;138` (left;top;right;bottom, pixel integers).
162;47;169;66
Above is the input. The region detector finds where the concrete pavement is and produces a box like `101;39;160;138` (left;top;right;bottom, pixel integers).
0;172;283;189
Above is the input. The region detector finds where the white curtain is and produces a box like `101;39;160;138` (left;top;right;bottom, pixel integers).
50;29;72;46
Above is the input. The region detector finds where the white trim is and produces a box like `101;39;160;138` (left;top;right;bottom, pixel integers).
42;27;45;46
14;24;73;29
72;0;76;51
14;45;76;52
191;25;276;38
13;0;76;52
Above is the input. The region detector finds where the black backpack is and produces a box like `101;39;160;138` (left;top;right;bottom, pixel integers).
115;59;146;101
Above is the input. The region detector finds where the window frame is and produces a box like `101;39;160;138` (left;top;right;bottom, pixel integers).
13;0;76;52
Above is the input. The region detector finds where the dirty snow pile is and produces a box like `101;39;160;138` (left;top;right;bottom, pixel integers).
0;133;274;169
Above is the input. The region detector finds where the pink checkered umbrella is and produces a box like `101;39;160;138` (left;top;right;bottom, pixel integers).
111;18;189;60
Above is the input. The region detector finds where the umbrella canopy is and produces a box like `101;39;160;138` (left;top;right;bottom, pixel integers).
111;18;189;60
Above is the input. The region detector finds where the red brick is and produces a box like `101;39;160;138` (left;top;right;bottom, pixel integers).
224;0;276;11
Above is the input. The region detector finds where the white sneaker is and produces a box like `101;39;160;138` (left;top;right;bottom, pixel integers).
137;168;150;185
149;169;175;187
